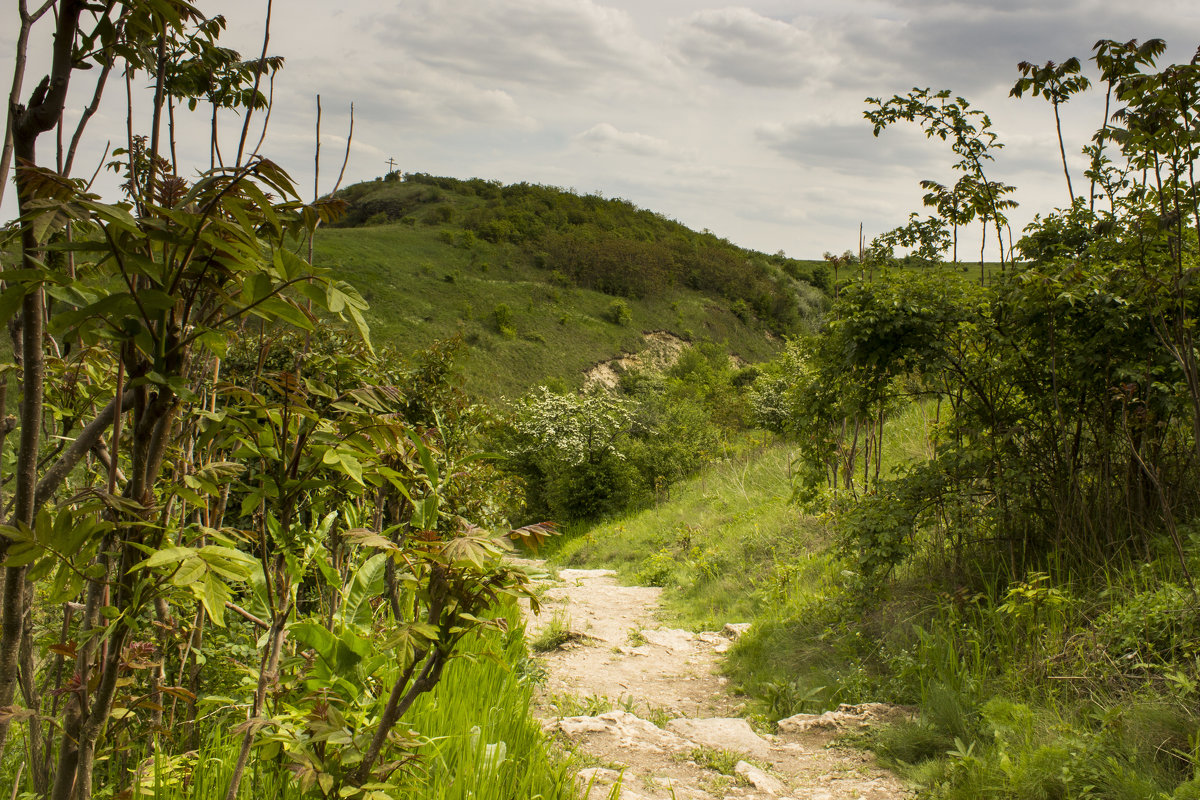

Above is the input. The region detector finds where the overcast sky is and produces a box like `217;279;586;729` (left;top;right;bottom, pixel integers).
5;1;1200;257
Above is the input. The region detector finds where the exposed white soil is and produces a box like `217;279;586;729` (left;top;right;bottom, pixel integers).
583;331;689;390
519;563;913;800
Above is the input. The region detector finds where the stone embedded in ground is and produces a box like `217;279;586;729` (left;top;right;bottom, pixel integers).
640;627;695;651
666;717;770;760
696;631;735;653
734;761;787;796
554;710;694;753
576;767;622;786
722;622;752;639
776;703;915;735
616;644;653;656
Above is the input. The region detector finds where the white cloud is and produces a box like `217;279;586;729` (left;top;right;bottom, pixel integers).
573;123;685;159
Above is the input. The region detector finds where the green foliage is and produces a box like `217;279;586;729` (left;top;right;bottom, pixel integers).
530;610;577;652
603;298;633;326
549;440;817;630
504;387;637;521
0;7;553;796
492;302;516;338
1092;578;1200;665
499;340;753;523
312;219;785;398
329;173;820;341
114;618;573;800
634;548;677;587
679;746;746;777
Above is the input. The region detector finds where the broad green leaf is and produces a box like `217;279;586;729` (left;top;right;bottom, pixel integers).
343;529;397;552
0;284;30;328
195;573;232;627
198;545;257;581
290;621;337;664
407;431;439;489
344;553;387;628
139;546;196;570
170;557;206;587
2;541;44;568
442;536;492;569
337;452;364;486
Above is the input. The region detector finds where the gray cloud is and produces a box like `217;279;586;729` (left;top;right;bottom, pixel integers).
10;0;1200;260
670;7;827;88
756;119;935;177
837;4;1195;95
377;0;666;91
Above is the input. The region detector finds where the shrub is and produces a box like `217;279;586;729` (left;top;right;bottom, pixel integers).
731;298;751;322
505;388;636;521
493;303;516;338
636;549;677;587
1092;581;1200;664
548;453;638;520
603;298;633;326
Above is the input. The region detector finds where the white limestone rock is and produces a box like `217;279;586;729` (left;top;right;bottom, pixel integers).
666;717;770;760
734;761;787;796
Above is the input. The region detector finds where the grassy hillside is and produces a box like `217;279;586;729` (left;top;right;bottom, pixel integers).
312;174;828;397
545;437;820;632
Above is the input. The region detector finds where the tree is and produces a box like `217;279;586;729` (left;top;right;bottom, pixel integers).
0;5;538;798
866;88;1017;270
1011;57;1092;204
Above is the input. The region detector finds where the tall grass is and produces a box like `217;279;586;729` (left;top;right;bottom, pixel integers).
395;609;574;800
547;436;823;630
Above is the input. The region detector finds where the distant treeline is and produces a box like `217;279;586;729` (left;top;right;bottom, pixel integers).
333;173;829;334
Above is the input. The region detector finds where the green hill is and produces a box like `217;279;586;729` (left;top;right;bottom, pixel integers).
312;173;829;397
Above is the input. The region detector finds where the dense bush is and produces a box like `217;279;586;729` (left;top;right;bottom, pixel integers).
500;341;747;522
603;298;633;325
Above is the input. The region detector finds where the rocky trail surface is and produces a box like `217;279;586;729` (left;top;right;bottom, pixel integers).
519;563;912;800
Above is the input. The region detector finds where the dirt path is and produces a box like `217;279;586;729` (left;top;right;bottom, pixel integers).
521;563;912;800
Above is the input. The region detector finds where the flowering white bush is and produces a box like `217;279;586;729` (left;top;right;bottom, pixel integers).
509;387;634;467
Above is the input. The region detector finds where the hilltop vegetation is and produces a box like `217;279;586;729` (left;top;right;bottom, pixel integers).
313;174;828;396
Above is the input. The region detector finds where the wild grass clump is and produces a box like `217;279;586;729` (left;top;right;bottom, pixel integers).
676;746;746;777
392;610;576;800
531;609;580;652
